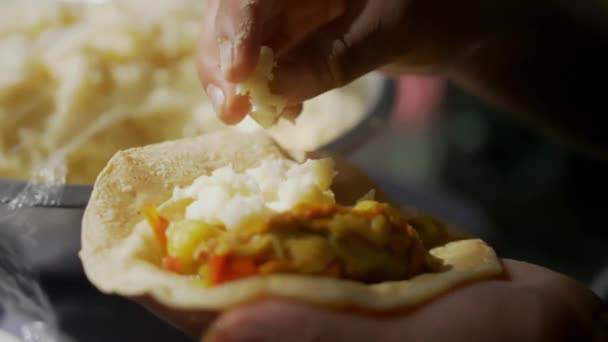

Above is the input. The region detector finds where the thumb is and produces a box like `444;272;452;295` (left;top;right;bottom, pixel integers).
202;299;388;342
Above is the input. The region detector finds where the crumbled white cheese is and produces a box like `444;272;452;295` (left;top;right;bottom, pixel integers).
172;158;336;230
236;46;287;128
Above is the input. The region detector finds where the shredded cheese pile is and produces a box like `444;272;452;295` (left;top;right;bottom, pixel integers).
0;0;371;184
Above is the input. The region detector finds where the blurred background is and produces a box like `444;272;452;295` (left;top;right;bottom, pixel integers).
353;76;608;285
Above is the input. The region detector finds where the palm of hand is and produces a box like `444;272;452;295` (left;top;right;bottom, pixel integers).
202;260;604;342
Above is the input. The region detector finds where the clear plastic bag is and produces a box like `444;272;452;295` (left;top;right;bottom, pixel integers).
0;225;73;342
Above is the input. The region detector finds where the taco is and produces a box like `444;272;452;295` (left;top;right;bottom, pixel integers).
79;131;502;334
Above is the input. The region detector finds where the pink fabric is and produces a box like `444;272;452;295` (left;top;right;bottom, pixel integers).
392;76;446;126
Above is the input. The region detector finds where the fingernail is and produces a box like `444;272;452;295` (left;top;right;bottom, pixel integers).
206;84;225;114
219;40;233;75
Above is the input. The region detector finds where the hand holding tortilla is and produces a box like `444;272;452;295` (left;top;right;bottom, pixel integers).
202;260;605;342
79;131;503;337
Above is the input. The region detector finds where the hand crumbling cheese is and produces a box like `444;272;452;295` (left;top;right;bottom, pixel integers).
0;0;370;184
236;46;287;128
172;158;336;231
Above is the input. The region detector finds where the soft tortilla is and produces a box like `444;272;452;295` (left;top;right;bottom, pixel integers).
80;131;502;316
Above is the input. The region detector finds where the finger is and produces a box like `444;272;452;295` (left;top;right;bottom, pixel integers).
205;82;251;125
198;6;251;124
134;296;218;338
215;0;346;83
215;0;279;82
392;278;600;342
504;259;601;306
203;299;390;342
271;1;404;103
267;0;346;56
503;259;603;323
197;52;251;124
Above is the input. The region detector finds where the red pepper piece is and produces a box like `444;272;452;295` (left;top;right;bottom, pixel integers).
209;255;258;286
162;256;181;273
141;206;169;253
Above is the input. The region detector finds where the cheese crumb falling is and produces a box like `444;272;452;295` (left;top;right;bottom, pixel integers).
236;46;287;128
172;158;336;231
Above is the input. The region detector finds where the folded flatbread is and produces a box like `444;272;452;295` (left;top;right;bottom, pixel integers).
79;131;502;321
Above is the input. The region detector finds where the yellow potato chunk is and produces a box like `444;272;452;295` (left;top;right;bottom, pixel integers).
353;200;382;212
286;236;335;273
166;220;220;266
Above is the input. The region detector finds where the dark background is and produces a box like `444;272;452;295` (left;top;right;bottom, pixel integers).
441;84;608;284
354;82;608;285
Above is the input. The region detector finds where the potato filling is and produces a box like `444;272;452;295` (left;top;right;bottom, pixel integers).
140;158;441;286
143;200;441;286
